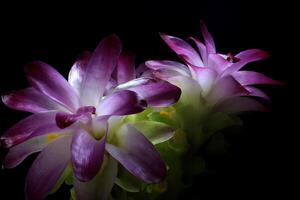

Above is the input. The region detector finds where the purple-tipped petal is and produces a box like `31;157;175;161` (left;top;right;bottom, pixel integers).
68;52;91;96
235;49;270;61
190;66;218;94
128;80;181;107
207;54;230;72
56;113;81;129
200;21;216;54
233;71;281;85
56;106;95;128
74;156;118;200
146;60;191;77
76;106;96;114
25;61;80;112
207;75;249;104
1;87;67;113
245;86;271;101
96;90;144;116
0;112;60;148
25;136;72;200
71;129;106;182
215;97;267;113
160;33;204;66
80;35;122;106
189;37;208;65
117;52;136;84
106;125;166;183
4;133;67;168
222;49;270;75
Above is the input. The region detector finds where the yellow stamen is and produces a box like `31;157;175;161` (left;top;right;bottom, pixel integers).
46;133;60;143
159;111;171;118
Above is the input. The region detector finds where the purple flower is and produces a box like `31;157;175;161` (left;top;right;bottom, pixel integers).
146;22;281;113
1;35;181;200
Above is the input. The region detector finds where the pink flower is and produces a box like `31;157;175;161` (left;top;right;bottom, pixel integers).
146;22;281;113
1;35;181;200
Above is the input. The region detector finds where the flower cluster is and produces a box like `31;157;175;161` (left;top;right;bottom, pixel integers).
0;23;280;200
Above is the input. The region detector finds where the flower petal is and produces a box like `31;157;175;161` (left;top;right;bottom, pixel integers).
125;79;182;107
104;78;118;96
68;52;91;96
71;129;106;182
214;97;267;113
233;71;281;85
207;75;249;104
80;35;122;106
74;156;118;200
117;52;136;84
207;53;230;72
129;121;174;145
167;75;202;107
96;90;144;116
0;112;60;148
189;37;208;65
106;125;166;183
115;166;141;192
136;63;148;77
1;87;67;113
160;33;204;66
25;61;80;112
25;136;72;200
222;49;269;75
4;132;67;168
200;21;216;54
56;107;95;128
245;86;271;101
146;60;191;77
190;66;218;94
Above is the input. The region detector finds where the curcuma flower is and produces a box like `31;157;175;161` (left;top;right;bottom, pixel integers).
0;35;181;200
146;22;281;114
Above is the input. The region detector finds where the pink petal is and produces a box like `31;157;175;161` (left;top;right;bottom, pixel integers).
136;63;148;77
74;156;118;200
189;37;208;65
104;78;118;96
207;53;230;72
80;35;122;106
1;87;67;113
245;86;271;101
0;112;60;148
200;21;216;54
233;71;281;85
96;90;144;116
125;79;181;107
215;97;267;113
106;125;166;183
117;52;136;84
25;61;80;112
68;52;91;96
222;49;270;75
207;75;249;104
55;112;88;129
25;136;72;200
160;33;204;66
146;60;191;77
4;133;68;168
56;106;95;128
190;66;218;94
71;129;106;182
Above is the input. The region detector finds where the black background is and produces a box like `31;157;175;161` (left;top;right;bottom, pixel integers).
0;1;297;199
